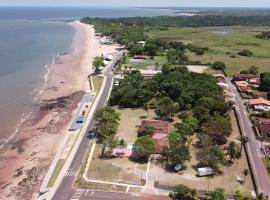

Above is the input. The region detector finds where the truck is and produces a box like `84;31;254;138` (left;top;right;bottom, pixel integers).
197;167;214;177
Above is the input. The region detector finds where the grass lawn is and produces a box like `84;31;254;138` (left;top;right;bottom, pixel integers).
47;159;65;188
87;144;147;182
147;26;270;76
115;108;156;144
92;76;104;93
75;179;127;192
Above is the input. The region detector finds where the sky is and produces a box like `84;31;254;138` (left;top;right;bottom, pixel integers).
0;0;270;8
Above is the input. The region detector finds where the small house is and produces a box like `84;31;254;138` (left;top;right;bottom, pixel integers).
248;98;270;111
233;74;258;82
254;117;270;138
134;55;148;59
234;81;251;93
139;120;169;153
213;74;225;83
137;41;146;46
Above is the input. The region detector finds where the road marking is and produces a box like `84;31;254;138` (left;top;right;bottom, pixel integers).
126;186;130;193
70;190;84;200
65;170;77;177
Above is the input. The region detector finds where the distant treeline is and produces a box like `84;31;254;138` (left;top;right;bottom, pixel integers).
256;31;270;40
81;15;270;28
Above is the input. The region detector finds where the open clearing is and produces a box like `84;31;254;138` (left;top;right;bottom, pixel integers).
149;111;254;194
147;26;270;76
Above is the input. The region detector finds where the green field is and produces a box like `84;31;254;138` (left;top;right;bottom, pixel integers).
147;26;270;76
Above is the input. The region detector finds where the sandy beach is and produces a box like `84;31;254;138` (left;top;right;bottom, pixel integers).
0;20;119;200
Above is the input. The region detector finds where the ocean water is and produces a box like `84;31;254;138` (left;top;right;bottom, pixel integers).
0;7;175;146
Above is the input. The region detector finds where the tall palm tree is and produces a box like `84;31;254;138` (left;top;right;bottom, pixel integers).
238;136;249;158
227;141;238;160
243;169;249;183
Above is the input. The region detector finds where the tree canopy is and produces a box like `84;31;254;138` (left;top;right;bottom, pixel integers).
133;135;155;159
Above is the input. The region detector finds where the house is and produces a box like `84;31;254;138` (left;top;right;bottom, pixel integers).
140;70;161;80
139;120;169;153
253;117;270;138
249;78;260;89
248;98;270;111
137;41;146;46
233;74;258;82
213;74;225;83
134;55;148;59
234;81;252;93
223;89;235;103
217;82;229;89
252;91;268;100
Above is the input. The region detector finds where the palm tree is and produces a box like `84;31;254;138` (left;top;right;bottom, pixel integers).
238;136;249;158
227;141;238;160
243;169;249;183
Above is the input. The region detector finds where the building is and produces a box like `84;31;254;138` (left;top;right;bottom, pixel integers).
252;91;268;100
139;120;169;153
248;98;270;111
140;70;161;80
223;89;235;104
217;82;229;89
233;74;258;82
213;74;225;83
234;81;252;93
253;117;270;138
249;78;260;89
134;55;148;59
137;41;146;46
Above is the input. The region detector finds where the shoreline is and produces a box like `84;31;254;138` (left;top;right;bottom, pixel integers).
0;20;119;200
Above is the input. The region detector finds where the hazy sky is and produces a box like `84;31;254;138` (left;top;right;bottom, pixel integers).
0;0;270;8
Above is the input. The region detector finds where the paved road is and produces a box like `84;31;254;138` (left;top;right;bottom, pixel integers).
51;52;168;200
226;78;270;196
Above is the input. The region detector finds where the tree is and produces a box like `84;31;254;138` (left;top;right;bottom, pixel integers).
212;61;226;71
196;146;227;170
238;50;253;57
235;190;256;200
133;135;155;159
138;126;155;137
207;188;227;200
260;73;270;92
242;169;249;183
227;141;239;160
93;56;105;72
239;136;249;157
240;66;259;75
201;117;232;145
169;184;196;200
155;97;178;120
95;106;120;157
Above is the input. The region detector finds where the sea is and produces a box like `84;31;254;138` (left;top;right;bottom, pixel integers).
0;7;176;147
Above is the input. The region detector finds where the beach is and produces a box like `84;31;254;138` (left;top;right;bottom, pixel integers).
0;20;119;200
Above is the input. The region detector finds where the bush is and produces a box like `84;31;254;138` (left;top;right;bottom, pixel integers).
238;49;253;57
212;61;226;70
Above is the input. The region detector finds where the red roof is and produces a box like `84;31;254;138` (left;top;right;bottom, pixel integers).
139;120;169;135
234;74;258;79
249;98;270;106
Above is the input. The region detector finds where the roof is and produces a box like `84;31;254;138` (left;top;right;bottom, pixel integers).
134;55;148;59
213;74;225;78
234;74;258;79
217;82;229;88
137;41;146;44
235;81;249;87
249;98;270;106
139;120;169;135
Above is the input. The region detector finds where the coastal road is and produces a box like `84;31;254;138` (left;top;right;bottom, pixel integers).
226;78;270;196
51;52;168;200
